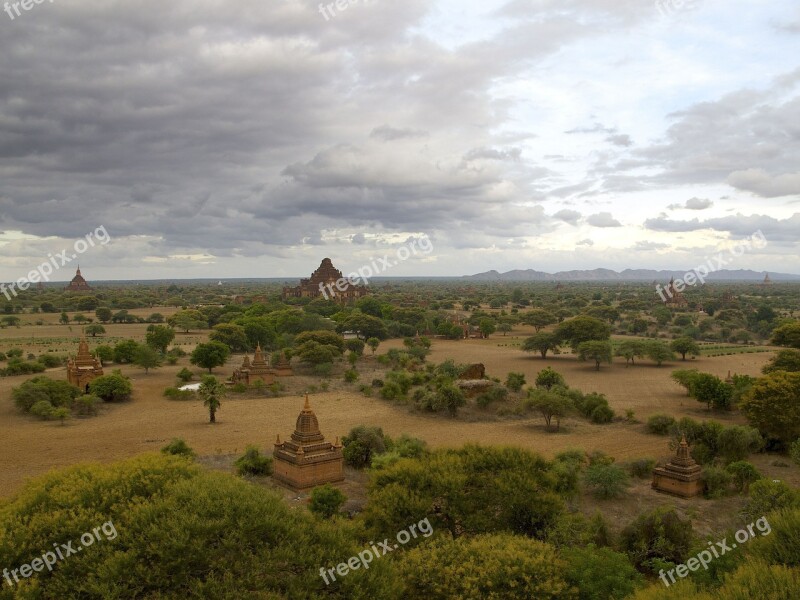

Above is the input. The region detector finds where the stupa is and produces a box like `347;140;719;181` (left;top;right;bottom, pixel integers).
64;267;92;292
652;436;704;498
272;395;344;490
231;344;275;385
66;331;104;391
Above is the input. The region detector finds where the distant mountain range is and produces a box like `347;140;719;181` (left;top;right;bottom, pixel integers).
463;268;800;282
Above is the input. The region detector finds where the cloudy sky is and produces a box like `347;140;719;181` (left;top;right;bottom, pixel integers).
1;0;798;282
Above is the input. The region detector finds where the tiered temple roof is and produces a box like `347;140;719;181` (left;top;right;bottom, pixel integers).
67;331;103;389
652;436;703;498
272;395;343;489
282;258;368;302
64;267;92;292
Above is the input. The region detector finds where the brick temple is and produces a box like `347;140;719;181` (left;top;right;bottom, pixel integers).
231;344;275;385
272;395;344;490
282;258;368;302
652;436;704;498
64;267;92;292
67;332;104;391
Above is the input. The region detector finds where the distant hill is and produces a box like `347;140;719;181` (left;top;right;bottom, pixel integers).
463;268;800;282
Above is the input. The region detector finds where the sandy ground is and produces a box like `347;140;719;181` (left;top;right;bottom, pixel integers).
0;324;786;500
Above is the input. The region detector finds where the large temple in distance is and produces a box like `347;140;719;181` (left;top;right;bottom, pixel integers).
282;258;368;302
64;267;92;292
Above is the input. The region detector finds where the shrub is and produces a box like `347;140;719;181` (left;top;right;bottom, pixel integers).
590;404;615;424
647;414;676;435
12;376;81;412
30;400;55;420
726;461;761;493
313;362;333;377
163;387;195;400
234;446;273;476
343;369;359;383
308;484;346;519
505;372;526;392
562;544;645;600
177;368;194;382
371;378;384;388
625;458;656;479
231;383;248;393
717;425;763;463
741;479;800;522
620;507;692;573
161;438;196;459
536;367;566;390
75;394;101;416
379;380;404;402
791;438;800;466
358;384;372;397
583;463;630;499
37;354;66;368
89;373;132;402
702;465;733;498
476;384;508;408
342;425;387;469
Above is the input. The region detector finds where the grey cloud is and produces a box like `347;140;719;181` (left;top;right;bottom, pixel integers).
553;209;582;225
587;212;622;227
727;169;800;198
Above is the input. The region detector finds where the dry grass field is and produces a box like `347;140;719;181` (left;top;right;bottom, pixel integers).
1;313;798;537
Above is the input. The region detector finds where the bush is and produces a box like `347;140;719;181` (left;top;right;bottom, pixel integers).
726;461;761;493
308;484;346;519
161;438;196;459
177;367;194;382
75;394;101;416
12;376;81;412
791;438;800;466
89;373;132;402
343;369;359;383
163;387;195;400
234;446;273;476
620;507;692;573
30;400;55;420
231;383;248;393
717;425;763;463
313;362;333;377
476;384;508;408
647;414;676;435
562;544;645;600
37;354;66;368
741;479;800;522
703;465;733;498
583;463;630;499
505;372;526;392
371;378;384;388
379;380;404;402
625;458;656;479
342;425;387;469
590;404;615;424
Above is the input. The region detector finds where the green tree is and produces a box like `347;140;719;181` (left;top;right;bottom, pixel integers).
190;341;231;373
522;309;558;332
763;349;800;374
84;323;106;337
133;344;162;374
59;311;69;325
113;339;140;364
505;372;526;392
342;425;388;468
535;367;566;390
234;445;272;475
577;341;613;371
399;533;573;600
691;372;733;410
671;368;700;396
367;337;380;355
294;330;345;353
522;332;560;359
95;307;112;323
93;345;113;365
169;309;208;333
339;314;388;340
771;321;800;348
583;463;630;499
294;340;341;366
670;337;700;361
478;318;496;338
555;316;611;351
526;388;574;431
645;340;675;366
89;373;133;402
209;323;249;352
615;340;646;366
740;371;800;445
199;375;225;423
562;545;644;600
309;484;347;519
145;325;176;353
620;506;693;573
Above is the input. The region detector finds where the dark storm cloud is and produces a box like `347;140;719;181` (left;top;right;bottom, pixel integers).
644;212;800;241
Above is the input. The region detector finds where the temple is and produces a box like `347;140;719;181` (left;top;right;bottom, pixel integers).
231;344;276;385
660;277;688;308
651;436;704;498
64;267;92;292
282;258;368;302
66;332;104;391
272;396;344;490
762;273;773;286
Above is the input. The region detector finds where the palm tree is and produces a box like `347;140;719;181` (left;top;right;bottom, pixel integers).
199;375;225;424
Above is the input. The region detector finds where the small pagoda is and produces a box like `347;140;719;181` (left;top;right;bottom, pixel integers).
652;436;704;498
273;352;294;377
64;267;92;292
273;395;344;490
231;344;275;385
662;277;688;308
66;331;103;391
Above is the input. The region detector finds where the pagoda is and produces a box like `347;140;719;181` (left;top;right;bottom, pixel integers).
272;395;344;490
652;436;704;498
66;331;104;391
231;344;275;385
273;352;294;377
662;277;688;308
64;267;92;292
762;273;773;286
282;258;368;302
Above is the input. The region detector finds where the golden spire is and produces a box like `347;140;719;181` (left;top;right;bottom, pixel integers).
304;393;310;410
